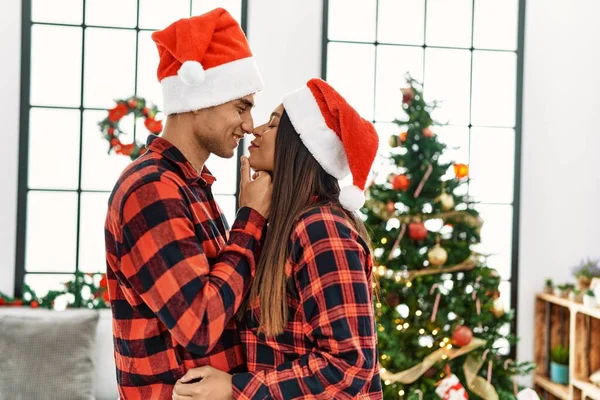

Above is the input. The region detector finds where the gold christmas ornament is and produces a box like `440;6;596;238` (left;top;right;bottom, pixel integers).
436;193;455;211
491;298;505;318
427;244;448;267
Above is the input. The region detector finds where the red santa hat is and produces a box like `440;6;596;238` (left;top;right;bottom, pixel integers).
151;8;264;115
282;78;379;211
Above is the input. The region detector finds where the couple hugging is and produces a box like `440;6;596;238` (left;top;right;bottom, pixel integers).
105;7;382;400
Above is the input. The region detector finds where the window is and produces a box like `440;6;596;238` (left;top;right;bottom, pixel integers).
323;0;525;342
15;0;247;299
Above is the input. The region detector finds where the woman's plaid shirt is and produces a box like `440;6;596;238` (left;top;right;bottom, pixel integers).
232;206;382;399
105;135;266;399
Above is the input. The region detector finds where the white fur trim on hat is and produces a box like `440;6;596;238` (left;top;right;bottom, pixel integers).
282;85;350;180
339;185;365;211
162;57;264;115
178;61;206;85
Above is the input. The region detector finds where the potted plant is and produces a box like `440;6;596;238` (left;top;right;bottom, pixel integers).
569;288;582;303
572;258;600;290
555;284;570;299
543;279;554;294
584;289;597;308
550;345;569;384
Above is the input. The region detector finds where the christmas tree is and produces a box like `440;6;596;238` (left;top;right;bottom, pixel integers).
363;76;535;400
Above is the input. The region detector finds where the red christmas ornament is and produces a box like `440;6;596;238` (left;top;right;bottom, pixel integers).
401;87;415;105
386;201;396;213
30;300;39;308
392;174;410;191
0;298;5;306
408;222;428;241
400;131;408;142
454;163;469;179
452;325;473;347
422;127;435;138
108;103;128;122
144;117;163;134
385;292;400;309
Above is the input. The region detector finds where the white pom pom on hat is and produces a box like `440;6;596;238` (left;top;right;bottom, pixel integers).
339;185;366;212
178;61;206;85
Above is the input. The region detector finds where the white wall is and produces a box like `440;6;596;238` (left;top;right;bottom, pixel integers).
0;0;21;296
247;0;323;126
4;0;599;374
518;0;600;368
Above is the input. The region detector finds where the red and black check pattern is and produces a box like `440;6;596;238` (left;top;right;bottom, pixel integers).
105;135;266;399
232;206;382;399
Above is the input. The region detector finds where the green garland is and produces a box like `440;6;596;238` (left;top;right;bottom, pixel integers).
0;272;110;310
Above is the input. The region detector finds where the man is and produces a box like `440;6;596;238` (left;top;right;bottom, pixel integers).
104;9;272;399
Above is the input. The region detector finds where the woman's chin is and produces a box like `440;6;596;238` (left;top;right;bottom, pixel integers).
247;155;258;170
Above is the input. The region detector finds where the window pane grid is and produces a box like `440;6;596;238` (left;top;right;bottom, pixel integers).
324;0;522;347
19;0;245;297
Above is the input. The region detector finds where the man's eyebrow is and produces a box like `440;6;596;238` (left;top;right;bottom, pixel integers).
239;98;254;108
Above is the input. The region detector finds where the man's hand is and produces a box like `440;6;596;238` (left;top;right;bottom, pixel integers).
238;156;272;219
172;366;233;400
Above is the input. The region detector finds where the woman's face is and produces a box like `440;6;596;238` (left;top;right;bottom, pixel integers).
247;104;284;173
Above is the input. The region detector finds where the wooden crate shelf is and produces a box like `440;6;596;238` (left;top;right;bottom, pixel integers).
534;373;569;399
573;379;600;400
534;293;600;400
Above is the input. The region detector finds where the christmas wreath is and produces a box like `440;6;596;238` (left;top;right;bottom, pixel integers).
98;95;163;160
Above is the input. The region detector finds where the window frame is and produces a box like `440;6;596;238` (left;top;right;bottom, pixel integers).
15;0;249;301
320;0;527;357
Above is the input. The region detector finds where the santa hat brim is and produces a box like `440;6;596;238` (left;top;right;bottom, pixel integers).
161;57;264;115
282;85;350;180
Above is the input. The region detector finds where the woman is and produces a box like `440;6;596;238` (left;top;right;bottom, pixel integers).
173;78;382;399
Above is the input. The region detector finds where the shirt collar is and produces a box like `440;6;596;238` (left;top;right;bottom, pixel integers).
146;135;216;186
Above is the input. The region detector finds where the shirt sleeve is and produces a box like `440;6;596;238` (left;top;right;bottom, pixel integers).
117;177;266;355
232;211;377;399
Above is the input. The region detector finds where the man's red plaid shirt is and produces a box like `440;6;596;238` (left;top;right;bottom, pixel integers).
105;135;266;399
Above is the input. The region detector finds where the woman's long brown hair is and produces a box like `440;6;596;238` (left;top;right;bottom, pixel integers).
243;110;373;336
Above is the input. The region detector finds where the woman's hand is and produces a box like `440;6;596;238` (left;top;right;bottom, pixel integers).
172;366;233;400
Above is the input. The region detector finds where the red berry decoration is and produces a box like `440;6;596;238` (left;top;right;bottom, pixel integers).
30;300;39;308
144;118;163;134
408;222;428;241
452;325;473;347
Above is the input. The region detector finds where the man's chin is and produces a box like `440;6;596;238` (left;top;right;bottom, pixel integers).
212;149;236;159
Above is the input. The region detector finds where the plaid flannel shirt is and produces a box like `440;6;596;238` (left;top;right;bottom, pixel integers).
105;135;266;399
232;206;382;399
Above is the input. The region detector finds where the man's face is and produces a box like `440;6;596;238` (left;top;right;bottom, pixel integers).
192;94;255;158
